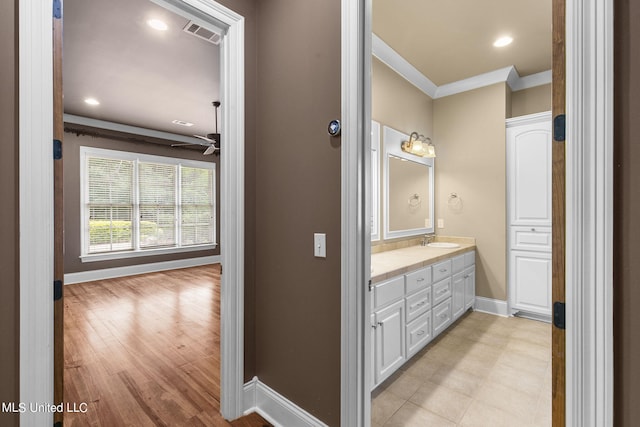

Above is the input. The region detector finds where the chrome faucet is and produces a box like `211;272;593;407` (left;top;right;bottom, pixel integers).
421;233;436;246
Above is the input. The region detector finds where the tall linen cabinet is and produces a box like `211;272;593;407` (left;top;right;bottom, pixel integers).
506;111;553;320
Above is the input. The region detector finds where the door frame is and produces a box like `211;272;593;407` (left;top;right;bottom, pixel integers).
339;0;614;425
18;0;246;424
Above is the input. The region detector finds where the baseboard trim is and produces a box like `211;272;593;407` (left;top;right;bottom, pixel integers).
64;255;220;284
474;297;509;317
243;377;328;427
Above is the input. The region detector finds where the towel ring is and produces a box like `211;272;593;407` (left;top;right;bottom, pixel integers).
408;193;421;207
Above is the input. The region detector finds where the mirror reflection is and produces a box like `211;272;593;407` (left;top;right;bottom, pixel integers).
388;156;431;232
383;126;434;240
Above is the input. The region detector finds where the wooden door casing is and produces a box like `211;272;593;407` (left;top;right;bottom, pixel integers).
53;1;64;425
552;0;566;424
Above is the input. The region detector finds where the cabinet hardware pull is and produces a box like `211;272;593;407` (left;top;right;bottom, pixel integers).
464;275;469;278
439;269;447;273
371;324;377;329
377;321;383;326
416;278;425;282
417;330;425;336
437;289;447;295
531;228;536;232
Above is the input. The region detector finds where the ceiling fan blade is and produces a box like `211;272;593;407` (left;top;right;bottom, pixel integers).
203;145;217;155
193;134;215;143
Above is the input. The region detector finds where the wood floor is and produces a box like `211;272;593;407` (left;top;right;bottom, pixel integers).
64;265;270;427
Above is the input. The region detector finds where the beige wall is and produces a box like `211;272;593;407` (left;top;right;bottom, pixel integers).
433;83;508;300
510;84;552;117
372;58;434;244
0;1;18;426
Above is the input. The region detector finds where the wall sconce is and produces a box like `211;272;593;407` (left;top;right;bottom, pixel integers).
401;132;436;158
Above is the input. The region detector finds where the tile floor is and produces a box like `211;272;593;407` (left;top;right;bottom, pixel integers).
372;311;551;427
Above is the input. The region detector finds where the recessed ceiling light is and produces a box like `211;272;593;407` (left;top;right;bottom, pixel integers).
84;98;100;106
493;36;513;48
172;119;194;127
147;19;168;31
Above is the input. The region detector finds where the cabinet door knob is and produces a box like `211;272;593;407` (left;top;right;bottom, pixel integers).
531;228;536;232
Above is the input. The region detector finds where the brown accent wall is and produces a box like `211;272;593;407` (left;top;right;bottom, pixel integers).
433;84;508;301
0;1;18;426
62;131;219;274
254;0;342;424
614;0;640;424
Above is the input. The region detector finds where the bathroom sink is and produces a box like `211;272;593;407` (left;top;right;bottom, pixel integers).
427;242;460;249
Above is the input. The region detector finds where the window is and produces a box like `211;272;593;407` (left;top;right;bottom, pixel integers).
81;147;216;261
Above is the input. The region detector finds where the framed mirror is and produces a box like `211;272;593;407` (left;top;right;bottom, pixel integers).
383;126;435;240
371;121;380;241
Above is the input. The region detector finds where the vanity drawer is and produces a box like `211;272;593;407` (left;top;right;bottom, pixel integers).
433;299;452;336
406;267;431;295
373;276;405;310
406;287;432;324
432;259;452;282
452;254;466;274
406;310;432;357
432;277;452;306
464;250;475;267
510;226;552;252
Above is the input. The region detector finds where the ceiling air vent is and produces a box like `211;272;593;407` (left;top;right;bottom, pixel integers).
183;21;221;45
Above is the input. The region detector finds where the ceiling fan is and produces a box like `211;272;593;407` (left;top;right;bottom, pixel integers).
172;101;221;155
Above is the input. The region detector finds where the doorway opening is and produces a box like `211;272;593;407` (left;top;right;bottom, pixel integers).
18;0;245;424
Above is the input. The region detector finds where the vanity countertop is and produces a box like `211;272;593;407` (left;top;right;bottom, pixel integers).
371;239;476;283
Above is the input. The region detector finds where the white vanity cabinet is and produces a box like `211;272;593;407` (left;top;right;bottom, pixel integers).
373;299;406;384
371;249;475;389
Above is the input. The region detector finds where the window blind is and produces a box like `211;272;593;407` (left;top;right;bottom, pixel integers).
87;157;134;253
181;166;214;246
83;148;215;258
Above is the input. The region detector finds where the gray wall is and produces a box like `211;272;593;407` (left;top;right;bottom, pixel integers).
254;0;342;424
0;1;18;426
63;131;219;274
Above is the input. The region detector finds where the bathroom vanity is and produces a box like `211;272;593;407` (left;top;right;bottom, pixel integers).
370;241;476;388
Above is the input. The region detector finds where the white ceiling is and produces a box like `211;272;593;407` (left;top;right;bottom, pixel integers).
373;0;552;86
64;0;221;138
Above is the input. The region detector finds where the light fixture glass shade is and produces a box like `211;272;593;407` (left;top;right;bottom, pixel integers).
401;132;436;158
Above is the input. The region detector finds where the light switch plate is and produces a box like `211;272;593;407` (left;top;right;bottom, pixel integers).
314;233;326;258
437;218;445;228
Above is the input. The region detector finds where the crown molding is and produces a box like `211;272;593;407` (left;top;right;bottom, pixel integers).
372;34;438;98
372;34;552;99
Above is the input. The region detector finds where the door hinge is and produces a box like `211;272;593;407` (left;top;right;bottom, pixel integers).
54;280;62;301
553;114;566;142
53;139;62;160
553;301;565;329
53;0;61;19
368;279;372;292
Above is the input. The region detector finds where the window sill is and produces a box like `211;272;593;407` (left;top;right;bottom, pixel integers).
80;243;217;263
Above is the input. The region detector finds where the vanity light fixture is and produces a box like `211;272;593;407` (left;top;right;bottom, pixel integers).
401;132;436;158
84;97;100;106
